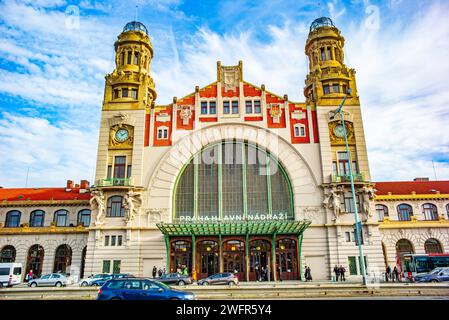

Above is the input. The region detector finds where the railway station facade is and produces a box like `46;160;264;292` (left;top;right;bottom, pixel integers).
1;18;449;282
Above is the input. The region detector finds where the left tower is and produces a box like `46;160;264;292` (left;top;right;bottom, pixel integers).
86;21;155;275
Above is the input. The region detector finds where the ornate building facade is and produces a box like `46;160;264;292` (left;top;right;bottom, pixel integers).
1;18;448;282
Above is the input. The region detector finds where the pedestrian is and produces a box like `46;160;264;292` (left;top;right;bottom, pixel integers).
277;265;282;282
261;266;266;282
255;264;260;282
192;268;197;282
339;265;346;281
393;266;399;282
385;265;391;282
163;267;166;275
158;268;163;277
182;266;189;276
27;269;33;282
305;266;312;281
333;265;340;282
177;265;182;274
152;266;157;278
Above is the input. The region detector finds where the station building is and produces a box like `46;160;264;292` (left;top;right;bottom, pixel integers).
1;18;448;282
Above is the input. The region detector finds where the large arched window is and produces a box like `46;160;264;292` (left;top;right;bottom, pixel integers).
53;244;72;273
174;141;293;220
54;210;69;227
77;209;91;227
396;239;414;260
30;210;45;227
422;203;438;221
424;238;443;254
5;210;21;227
375;204;389;222
0;245;16;262
26;244;45;277
397;204;413;221
106;196;125;217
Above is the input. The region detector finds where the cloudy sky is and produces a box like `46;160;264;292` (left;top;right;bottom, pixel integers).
0;0;448;187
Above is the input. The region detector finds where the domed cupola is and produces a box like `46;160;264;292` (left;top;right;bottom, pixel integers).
309;17;336;32
123;21;149;35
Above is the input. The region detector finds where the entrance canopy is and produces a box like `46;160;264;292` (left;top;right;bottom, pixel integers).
157;220;311;237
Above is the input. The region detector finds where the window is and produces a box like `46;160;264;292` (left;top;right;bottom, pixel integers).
114;156;126;180
30;210;45;227
293;124;306;137
341;192;361;213
77;209;91;227
376;204;389;222
0;245;16;263
342;84;348;94
104;236;110;246
338;152;350;176
111;236;116;246
102;260;111;273
53;245;72;273
345;232;351;242
397;204;413;221
209;101;216;114
131;88;138;99
120;52;125;65
106;196;125;217
422;203;438;221
133;52;139;65
118;236;123;246
127;51;132;64
122;88;128;98
5;210;21;227
246;100;252;113
107;165;112;179
157;127;169;140
327;48;332;60
332;84;340;93
201;101;208;114
113;89;119;99
323;85;330;95
254;100;261;113
232;101;239;114
113;260;121;274
332;161;338;176
321;48;326;61
127;165;132;178
424;238;443;254
223;101;230;114
53;210;68;227
352;160;358;175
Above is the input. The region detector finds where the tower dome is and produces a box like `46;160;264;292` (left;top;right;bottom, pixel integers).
309;17;335;32
123;21;148;35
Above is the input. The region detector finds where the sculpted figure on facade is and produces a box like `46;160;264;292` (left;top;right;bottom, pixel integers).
124;190;142;223
359;186;375;218
90;190;106;226
323;186;343;221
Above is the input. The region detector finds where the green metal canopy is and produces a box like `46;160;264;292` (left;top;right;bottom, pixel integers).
156;220;311;237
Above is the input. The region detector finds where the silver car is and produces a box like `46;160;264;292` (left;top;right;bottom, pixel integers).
28;273;68;287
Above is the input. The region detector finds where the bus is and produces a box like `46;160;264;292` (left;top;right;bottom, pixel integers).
0;263;23;287
401;254;449;277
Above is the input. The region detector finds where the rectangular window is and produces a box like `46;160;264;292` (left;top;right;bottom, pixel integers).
127;51;132;64
232;101;239;114
341;193;361;213
114;156;126;179
321;48;326;61
223;101;230;114
300;126;305;136
131;88;138;99
294;126;300;137
157;129;162;139
111;235;116;246
323;85;330;95
342;84;348;94
113;89;119;99
163;129;168;139
113;260;121;274
332;161;338;176
333;84;340;93
338;152;350;176
120;52;125;65
246;100;252;113
327;48;332;60
102;260;111;273
107;165;112;179
254;100;261;113
345;232;351;242
134;52;139;65
104;235;110;246
352;160;358;175
117;236;123;246
209;101;216;114
201;101;208;114
122;88;128;98
127;165;132;178
348;257;357;275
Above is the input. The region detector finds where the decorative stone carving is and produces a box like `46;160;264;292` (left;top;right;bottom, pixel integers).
179;105;193;126
109;124;134;149
298;207;321;224
123;190;142;224
268;104;282;124
358;186;376;218
90;190;106;226
328;120;355;146
147;208;169;224
156;113;170;123
323;186;344;221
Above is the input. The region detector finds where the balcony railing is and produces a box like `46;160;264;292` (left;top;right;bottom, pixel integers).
331;173;364;183
97;178;133;187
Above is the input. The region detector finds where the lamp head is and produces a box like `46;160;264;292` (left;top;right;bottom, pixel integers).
346;88;352;95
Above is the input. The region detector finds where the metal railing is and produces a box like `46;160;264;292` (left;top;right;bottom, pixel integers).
96;178;133;187
332;173;364;183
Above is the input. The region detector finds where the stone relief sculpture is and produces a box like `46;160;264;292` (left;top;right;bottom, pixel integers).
124;190;142;223
90;190;106;226
323;186;343;221
359;186;375;218
147;208;169;224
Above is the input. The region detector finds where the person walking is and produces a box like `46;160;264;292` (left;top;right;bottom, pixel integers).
385;265;391;282
277;265;283;282
333;265;340;282
255;264;260;282
152;266;157;279
393;266;399;282
158;267;163;278
305;266;312;282
261;266;266;282
339;265;346;282
182;266;189;276
27;269;33;282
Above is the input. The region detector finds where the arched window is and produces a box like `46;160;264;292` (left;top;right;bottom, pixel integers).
174;141;293;220
396;239;414;260
54;210;69;227
376;204;389;222
26;245;45;277
5;210;21;227
397;204;413;221
0;245;16;262
53;244;72;273
77;209;91;227
30;210;45;227
422;203;438;221
424;238;443;254
106;196;124;217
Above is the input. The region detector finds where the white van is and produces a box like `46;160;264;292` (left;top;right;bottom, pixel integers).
0;263;23;287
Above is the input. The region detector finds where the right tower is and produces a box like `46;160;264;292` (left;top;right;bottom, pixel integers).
304;17;384;279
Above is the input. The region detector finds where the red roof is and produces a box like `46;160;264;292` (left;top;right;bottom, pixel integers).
375;181;449;195
0;188;90;202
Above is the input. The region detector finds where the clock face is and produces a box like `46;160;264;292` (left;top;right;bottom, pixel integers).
333;124;345;138
115;128;129;142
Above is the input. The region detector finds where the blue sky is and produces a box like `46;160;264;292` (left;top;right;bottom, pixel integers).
0;0;448;187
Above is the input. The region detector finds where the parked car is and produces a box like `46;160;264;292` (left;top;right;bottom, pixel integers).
28;273;68;287
96;278;195;300
197;272;239;286
90;274;135;287
414;267;449;283
0;263;23;288
79;273;111;287
157;273;192;286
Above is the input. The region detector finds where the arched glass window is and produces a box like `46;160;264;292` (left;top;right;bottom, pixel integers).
26;244;45;277
30;210;45;227
376;204;389;222
397;204;413;221
53;244;72;273
422;203;438;221
396;239;414;257
77;209;91;227
54;210;69;227
5;210;21;227
107;196;125;217
424;238;443;254
0;245;16;262
174;141;293;220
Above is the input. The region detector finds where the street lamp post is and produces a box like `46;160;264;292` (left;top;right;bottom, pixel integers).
331;89;367;285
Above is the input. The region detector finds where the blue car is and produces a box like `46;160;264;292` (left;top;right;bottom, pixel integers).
90;274;134;287
97;278;195;300
414;267;449;283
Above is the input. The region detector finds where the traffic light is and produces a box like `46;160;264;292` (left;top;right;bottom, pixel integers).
354;221;364;246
